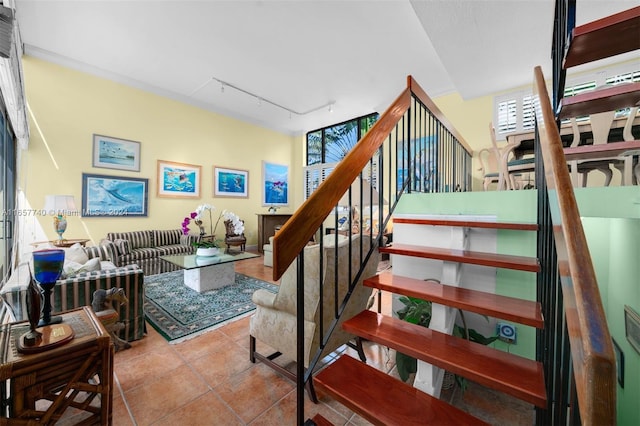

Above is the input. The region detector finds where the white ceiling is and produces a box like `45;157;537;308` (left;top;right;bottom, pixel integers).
13;0;638;136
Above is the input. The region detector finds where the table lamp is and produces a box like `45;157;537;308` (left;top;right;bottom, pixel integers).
33;249;65;326
44;195;77;244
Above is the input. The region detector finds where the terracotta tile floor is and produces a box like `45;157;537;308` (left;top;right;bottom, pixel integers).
111;253;533;425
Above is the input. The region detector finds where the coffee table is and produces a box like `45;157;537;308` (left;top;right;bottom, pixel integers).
161;251;259;292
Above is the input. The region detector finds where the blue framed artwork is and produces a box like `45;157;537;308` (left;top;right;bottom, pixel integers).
82;173;148;217
157;160;201;198
213;166;249;198
262;161;289;206
92;134;141;172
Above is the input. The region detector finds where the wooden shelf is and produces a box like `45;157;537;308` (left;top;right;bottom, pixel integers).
365;272;544;328
342;311;547;408
558;82;640;119
564;6;640;68
314;355;487;426
379;243;540;272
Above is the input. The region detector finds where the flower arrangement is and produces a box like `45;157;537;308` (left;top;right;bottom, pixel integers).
181;204;244;248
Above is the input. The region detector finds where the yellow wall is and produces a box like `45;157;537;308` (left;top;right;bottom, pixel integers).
21;57;299;251
432;91;496;191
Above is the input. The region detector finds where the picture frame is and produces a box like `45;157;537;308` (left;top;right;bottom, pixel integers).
612;338;624;388
213;166;249;198
624;305;640;355
92;134;141;172
81;173;148;217
262;161;289;207
157;160;201;198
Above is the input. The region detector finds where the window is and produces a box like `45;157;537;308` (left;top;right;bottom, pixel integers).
306;113;378;166
304;113;379;200
494;91;535;135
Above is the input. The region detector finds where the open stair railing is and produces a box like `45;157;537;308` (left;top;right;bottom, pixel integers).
270;76;472;425
533;65;615;425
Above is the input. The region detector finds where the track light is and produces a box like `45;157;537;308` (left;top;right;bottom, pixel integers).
191;75;335;117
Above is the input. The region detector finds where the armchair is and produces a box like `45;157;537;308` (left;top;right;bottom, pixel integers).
224;219;246;252
249;233;378;402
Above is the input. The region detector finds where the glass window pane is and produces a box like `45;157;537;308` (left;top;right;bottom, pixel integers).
307;130;322;165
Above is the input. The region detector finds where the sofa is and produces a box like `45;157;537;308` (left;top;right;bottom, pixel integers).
2;244;145;342
106;229;198;276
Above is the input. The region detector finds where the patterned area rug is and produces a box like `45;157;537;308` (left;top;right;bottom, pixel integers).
144;270;278;343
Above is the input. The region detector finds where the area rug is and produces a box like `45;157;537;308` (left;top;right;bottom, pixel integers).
144;270;278;343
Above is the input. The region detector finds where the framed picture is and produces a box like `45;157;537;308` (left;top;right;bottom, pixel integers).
92;134;141;172
81;173;148;217
262;161;289;206
612;338;624;388
157;160;201;198
624;305;640;355
213;166;249;198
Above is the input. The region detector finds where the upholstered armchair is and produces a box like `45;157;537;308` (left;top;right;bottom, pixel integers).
249;233;378;402
224;219;246;252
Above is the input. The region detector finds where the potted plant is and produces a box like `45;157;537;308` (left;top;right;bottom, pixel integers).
181;204;244;256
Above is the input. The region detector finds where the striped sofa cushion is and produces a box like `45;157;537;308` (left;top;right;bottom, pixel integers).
153;229;182;246
107;231;153;250
84;241;118;263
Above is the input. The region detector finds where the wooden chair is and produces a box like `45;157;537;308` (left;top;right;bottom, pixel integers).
224;219;246;252
613;106;639;185
478;148;501;191
489;123;532;190
568;110;622;187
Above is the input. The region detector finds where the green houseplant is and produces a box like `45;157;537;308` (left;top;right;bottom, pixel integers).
395;294;498;389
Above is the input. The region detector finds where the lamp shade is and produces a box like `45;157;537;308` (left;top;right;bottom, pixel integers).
44;195;77;215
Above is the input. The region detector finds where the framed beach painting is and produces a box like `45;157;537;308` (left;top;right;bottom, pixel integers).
213;166;249;198
157;160;201;198
262;161;289;206
81;173;148;217
92;134;141;172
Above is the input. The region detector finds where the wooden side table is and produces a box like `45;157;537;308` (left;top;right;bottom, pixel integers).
0;307;113;424
30;239;90;248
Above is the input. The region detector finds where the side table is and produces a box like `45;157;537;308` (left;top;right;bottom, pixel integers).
0;306;113;424
30;239;90;248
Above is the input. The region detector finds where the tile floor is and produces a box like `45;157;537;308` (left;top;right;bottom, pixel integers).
110;253;534;425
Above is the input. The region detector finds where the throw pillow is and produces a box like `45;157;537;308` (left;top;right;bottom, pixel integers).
64;243;89;264
113;239;130;256
100;261;117;270
63;257;101;278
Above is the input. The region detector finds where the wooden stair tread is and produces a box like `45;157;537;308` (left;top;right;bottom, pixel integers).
343;310;547;408
393;217;537;231
365;272;544;329
314;355;488;426
563;139;640;161
564;6;640;68
379;243;540;272
558;82;640;119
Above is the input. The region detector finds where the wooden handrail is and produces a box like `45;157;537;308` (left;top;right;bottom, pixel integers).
407;76;473;155
533;66;615;425
271;87;411;279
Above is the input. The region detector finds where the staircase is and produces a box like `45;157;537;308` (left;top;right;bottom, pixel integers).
274;5;636;423
313;217;544;424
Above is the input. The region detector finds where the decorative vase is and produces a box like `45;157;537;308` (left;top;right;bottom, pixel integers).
33;249;65;326
196;247;219;257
